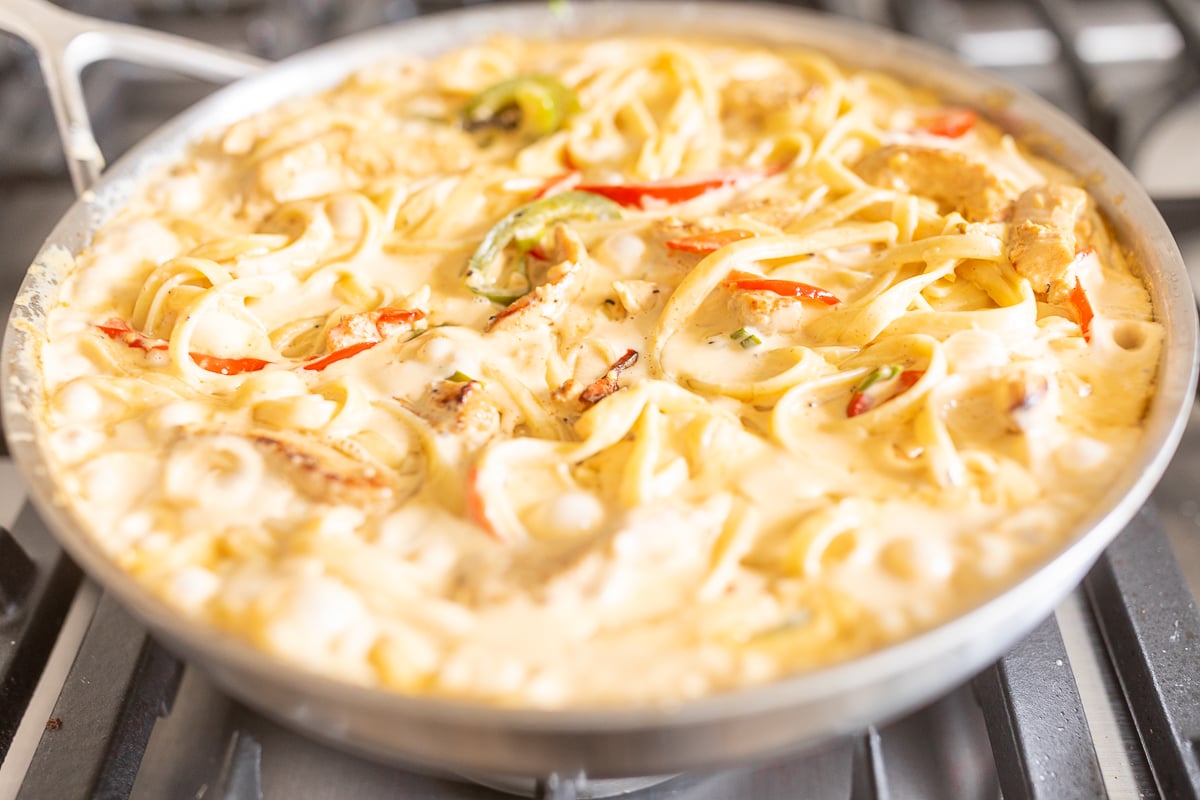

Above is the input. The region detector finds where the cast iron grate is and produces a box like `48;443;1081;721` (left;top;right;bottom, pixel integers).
14;594;181;800
0;507;82;767
1085;505;1200;800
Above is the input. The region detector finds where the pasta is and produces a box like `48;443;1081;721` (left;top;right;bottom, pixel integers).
35;35;1161;707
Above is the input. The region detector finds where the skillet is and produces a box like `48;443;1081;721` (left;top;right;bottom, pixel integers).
1;0;1196;781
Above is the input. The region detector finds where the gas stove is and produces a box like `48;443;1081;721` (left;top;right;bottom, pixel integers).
1;1;1199;799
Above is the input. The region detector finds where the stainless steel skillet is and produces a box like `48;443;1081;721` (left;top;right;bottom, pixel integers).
1;0;1196;784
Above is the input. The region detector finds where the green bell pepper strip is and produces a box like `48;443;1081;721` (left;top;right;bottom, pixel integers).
465;191;622;305
462;76;579;137
846;365;925;418
853;365;901;395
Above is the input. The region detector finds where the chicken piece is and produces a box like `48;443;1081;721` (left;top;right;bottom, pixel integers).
723;75;811;121
486;226;588;333
326;312;380;352
720;198;804;230
728;290;806;335
251;131;353;206
853;145;1015;222
580;350;639;405
611;280;661;318
408;379;501;446
1005;185;1089;302
243;430;395;507
326;307;425;352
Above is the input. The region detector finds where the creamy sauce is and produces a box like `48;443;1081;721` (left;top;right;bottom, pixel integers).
36;36;1159;707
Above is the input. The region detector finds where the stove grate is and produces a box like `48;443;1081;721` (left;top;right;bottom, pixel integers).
0;508;82;766
212;730;264;800
1025;0;1123;149
973;617;1107;799
15;594;181;800
1086;505;1200;799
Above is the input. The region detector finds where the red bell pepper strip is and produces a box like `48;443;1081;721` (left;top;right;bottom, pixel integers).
376;308;425;324
576;169;763;209
96;311;422;376
302;341;379;372
533;170;582;200
374;308;426;335
917;108;977;138
846;391;873;418
846;366;925;418
97;319;271;376
189;354;272;376
897;369;924;392
465;465;505;542
304;306;426;371
666;229;757;254
723;270;841;306
326;307;426;352
96;318;167;352
1069;277;1094;343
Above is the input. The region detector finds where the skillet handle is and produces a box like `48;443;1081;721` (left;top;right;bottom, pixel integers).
0;0;267;195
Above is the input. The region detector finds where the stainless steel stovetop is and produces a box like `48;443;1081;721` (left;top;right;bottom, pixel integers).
1;1;1199;799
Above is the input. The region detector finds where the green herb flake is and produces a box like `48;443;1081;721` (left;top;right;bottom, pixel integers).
731;327;763;349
